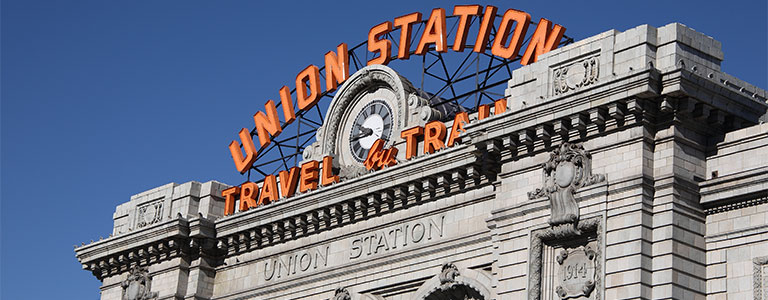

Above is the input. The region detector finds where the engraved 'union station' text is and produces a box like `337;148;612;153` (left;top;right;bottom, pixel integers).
264;245;329;281
350;215;445;259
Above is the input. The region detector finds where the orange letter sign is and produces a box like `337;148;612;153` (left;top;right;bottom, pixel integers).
368;21;392;65
452;5;482;52
424;121;447;154
321;156;339;186
474;6;498;53
222;186;240;216
394;12;422;59
278;167;300;198
494;98;507;115
364;139;398;171
253;100;283;148
415;8;447;55
258;175;279;206
478;104;491;121
491;9;530;59
324;43;349;92
521;18;565;65
239;181;259;211
299;160;320;193
278;86;296;125
229;128;257;173
296;65;321;111
447;112;469;147
401;126;424;160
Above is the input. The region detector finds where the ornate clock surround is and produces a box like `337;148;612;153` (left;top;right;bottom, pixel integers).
303;65;431;168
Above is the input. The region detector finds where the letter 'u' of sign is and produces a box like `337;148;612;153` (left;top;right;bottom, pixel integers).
223;5;567;215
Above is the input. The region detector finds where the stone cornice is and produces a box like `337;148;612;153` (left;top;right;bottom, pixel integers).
465;66;766;158
662;68;768;120
74;216;218;280
700;166;768;211
466;67;660;143
75;218;189;260
213;140;496;258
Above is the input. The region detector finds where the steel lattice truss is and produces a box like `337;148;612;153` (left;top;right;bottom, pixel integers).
244;14;573;181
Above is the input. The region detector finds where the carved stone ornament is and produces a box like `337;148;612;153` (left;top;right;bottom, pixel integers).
555;246;597;299
332;287;352;300
135;200;163;229
339;164;369;180
438;263;460;290
411;262;492;300
755;256;768;300
553;56;599;95
121;266;158;300
528;143;605;228
528;217;603;300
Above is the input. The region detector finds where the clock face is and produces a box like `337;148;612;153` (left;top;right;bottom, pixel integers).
348;100;393;162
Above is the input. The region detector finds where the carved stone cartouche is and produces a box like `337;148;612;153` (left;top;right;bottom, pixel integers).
528;143;605;228
121;266;157;300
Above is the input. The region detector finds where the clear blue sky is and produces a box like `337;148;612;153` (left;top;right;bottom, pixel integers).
1;0;765;298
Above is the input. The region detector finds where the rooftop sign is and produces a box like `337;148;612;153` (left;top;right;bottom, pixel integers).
223;5;567;215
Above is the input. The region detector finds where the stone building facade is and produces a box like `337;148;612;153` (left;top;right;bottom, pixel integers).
75;22;768;300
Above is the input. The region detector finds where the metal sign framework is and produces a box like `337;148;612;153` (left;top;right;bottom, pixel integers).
245;14;573;181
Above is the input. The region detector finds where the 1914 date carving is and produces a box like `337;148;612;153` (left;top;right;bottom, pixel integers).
556;246;597;299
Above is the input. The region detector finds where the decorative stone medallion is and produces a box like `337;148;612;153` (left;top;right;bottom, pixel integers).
556;246;597;299
121;266;157;300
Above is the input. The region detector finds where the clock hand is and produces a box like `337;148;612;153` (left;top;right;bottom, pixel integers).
350;126;374;141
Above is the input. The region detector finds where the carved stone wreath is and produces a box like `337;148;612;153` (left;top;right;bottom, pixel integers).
528;143;605;228
121;266;157;300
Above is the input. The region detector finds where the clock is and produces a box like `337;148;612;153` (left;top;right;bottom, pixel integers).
330;84;402;169
348;100;394;162
305;64;432;177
